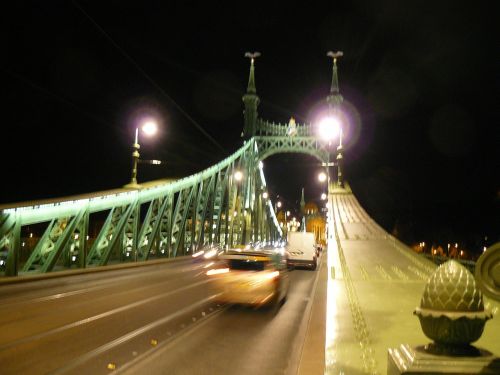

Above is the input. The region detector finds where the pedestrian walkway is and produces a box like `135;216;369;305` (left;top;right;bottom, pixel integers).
321;190;500;374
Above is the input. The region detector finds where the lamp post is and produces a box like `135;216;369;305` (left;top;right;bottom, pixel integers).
318;114;341;192
128;120;158;187
336;126;344;187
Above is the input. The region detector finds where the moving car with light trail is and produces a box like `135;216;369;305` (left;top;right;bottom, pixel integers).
206;246;289;309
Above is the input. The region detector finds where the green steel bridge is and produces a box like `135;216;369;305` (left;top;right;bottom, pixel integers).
0;52;336;278
0;53;498;375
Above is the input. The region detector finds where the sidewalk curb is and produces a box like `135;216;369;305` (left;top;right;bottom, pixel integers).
286;252;327;375
297;252;327;374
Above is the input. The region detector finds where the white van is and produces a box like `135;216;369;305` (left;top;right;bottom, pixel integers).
286;231;317;270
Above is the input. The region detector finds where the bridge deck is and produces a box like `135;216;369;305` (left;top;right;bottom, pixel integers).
322;190;500;374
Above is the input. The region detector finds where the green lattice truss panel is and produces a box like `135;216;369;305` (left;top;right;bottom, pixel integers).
0;129;328;276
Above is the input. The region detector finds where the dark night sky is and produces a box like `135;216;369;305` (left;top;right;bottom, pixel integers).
2;1;498;251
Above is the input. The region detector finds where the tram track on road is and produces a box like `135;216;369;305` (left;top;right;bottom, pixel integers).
0;259;201;307
0;260;223;374
50;294;225;374
0;277;214;352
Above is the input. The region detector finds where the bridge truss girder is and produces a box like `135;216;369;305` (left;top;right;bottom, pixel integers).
1;132;327;276
255;136;329;163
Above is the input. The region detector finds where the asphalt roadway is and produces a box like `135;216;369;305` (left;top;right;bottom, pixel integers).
0;253;324;375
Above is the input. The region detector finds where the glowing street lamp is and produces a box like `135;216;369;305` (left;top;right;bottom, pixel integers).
129;120;158;186
233;170;243;182
321;193;327;200
318;116;341;145
274;200;282;214
318;172;327;183
262;191;269;199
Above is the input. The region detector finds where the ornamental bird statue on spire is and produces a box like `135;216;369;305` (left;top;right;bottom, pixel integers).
244;51;261;63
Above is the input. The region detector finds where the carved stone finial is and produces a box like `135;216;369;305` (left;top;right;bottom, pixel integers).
414;260;492;355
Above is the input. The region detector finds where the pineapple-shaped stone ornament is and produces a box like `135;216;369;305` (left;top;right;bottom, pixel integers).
414;260;492;355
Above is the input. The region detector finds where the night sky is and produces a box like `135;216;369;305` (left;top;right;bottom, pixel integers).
2;2;498;252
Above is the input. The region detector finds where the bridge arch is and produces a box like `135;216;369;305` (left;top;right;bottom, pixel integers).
255;136;330;163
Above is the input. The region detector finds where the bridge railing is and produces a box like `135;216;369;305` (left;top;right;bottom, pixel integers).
420;253;476;273
256;120;312;137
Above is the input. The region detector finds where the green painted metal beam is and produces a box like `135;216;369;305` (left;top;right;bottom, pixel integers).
1;133;329;276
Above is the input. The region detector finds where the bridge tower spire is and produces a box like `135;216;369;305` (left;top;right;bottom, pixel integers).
326;51;345;187
326;50;344;108
242;52;261;139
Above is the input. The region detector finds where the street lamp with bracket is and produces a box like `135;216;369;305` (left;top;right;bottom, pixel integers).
125;119;163;188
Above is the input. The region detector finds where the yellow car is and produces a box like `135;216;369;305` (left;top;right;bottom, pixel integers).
206;247;290;309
